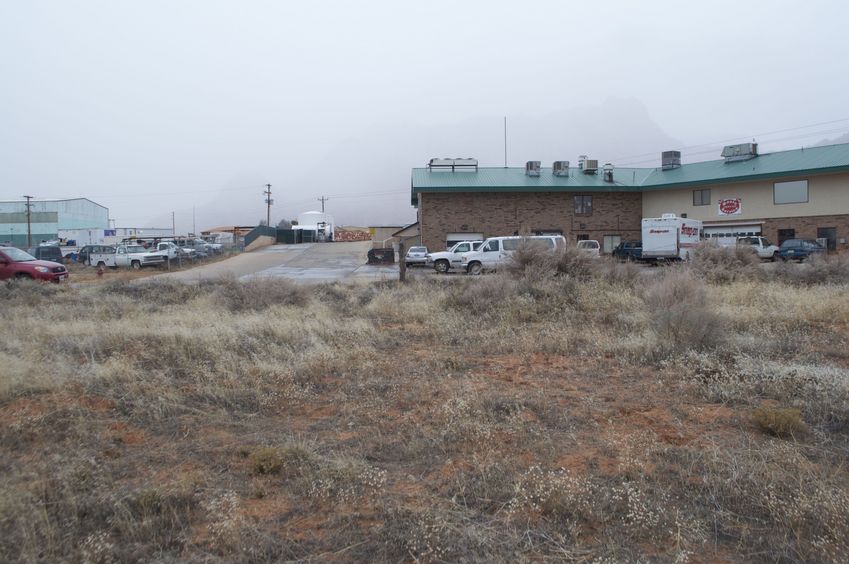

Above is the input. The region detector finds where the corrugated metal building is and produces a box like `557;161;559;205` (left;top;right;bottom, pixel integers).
0;198;109;247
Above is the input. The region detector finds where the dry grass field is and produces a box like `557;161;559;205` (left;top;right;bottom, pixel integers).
2;248;849;562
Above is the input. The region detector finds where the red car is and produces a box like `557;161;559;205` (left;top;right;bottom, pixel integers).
0;246;69;282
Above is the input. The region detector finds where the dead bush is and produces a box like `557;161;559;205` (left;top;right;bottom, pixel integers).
249;447;285;475
442;274;516;313
752;405;807;437
2;277;67;307
214;277;311;312
642;269;724;355
103;279;203;306
510;241;596;279
771;253;849;286
690;242;762;283
592;258;642;286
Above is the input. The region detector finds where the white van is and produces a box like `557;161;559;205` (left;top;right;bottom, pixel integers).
460;235;566;275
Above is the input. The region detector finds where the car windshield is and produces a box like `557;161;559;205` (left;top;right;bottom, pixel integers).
126;245;146;253
2;247;36;262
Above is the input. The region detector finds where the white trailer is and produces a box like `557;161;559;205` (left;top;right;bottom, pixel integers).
641;213;702;261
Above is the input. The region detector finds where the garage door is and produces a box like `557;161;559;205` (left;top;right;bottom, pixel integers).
446;232;484;248
703;224;761;246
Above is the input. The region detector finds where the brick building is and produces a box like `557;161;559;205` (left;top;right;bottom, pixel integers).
411;143;849;253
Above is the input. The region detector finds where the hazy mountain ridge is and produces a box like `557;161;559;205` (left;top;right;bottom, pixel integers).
151;98;683;230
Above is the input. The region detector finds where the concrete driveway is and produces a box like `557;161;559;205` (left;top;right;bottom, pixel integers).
151;241;399;283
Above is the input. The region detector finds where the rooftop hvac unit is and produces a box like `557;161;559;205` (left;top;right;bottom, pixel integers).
661;150;682;170
602;163;614;182
721;143;758;163
552;160;570;176
525;161;541;177
582;159;598;174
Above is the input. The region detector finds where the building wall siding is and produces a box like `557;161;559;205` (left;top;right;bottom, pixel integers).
761;214;849;250
642;171;849;221
419;191;642;251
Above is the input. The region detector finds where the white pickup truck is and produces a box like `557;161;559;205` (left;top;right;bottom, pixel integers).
89;244;166;269
426;240;483;273
736;236;780;260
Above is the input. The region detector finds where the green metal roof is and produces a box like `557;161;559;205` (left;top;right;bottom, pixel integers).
411;142;849;205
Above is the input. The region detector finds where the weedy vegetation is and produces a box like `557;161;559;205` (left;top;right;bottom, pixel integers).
2;250;849;562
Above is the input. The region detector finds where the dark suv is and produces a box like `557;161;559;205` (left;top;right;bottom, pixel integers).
27;245;65;263
778;239;826;261
612;240;642;261
0;247;69;282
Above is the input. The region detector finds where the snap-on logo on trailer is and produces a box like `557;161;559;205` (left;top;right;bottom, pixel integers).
649;229;670;233
680;225;699;237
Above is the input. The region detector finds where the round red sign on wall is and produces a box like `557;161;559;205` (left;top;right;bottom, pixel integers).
719;198;741;214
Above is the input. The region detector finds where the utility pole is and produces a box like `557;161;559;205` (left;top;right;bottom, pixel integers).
192;206;196;236
22;195;34;248
317;196;329;213
264;184;273;226
172;211;176;235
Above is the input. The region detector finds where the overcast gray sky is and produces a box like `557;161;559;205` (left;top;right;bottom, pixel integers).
2;0;848;230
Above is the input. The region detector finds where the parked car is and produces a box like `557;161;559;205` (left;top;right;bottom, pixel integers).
77;244;116;265
89;244;166;269
461;235;566;275
778;239;826;261
27;245;64;263
576;239;601;258
737;236;780;260
405;246;429;267
613;240;642;261
0;246;69;282
152;241;194;261
426;240;483;273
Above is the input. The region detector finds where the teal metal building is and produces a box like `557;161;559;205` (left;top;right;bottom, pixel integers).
0;198;109;247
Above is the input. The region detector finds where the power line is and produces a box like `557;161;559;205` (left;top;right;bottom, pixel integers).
263;184;272;226
610;116;849;164
614;125;849;167
22;195;34;248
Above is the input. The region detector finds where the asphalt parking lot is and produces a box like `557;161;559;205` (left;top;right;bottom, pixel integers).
151;242;400;283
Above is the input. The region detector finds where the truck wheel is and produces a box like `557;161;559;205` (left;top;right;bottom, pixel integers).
467;262;482;275
434;260;450;273
131;261;141;270
97;261;106;268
